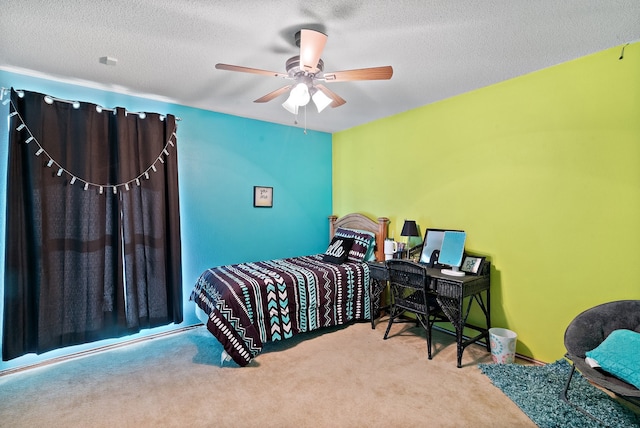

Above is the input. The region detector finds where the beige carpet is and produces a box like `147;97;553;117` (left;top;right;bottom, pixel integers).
0;320;536;427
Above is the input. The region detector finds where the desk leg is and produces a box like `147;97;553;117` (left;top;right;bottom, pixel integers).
485;289;491;352
470;291;492;352
435;296;464;367
369;278;386;329
456;295;464;368
437;288;491;367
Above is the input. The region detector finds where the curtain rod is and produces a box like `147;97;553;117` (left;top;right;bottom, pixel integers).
1;87;181;121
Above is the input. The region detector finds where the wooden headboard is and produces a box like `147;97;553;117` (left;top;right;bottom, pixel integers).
328;213;389;262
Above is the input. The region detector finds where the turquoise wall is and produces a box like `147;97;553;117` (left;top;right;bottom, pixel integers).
0;70;332;371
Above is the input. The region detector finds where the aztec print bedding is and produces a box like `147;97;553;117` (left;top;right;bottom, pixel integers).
190;254;371;366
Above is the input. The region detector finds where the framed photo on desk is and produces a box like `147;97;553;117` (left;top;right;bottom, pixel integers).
461;255;485;275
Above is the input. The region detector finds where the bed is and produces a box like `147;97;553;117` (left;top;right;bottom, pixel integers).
190;213;389;366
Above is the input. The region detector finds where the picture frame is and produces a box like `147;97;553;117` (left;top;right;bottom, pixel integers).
253;186;273;208
460;255;486;275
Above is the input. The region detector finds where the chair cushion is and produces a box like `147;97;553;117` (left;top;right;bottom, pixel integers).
585;329;640;390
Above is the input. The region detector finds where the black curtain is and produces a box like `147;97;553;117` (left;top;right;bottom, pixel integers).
3;89;182;361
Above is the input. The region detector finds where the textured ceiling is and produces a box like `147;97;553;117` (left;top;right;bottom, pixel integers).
1;1;639;133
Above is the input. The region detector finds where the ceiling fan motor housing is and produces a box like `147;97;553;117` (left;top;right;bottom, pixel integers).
286;56;324;77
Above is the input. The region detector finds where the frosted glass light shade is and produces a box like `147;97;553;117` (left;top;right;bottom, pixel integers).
282;83;311;114
291;83;310;106
312;89;332;112
282;96;299;114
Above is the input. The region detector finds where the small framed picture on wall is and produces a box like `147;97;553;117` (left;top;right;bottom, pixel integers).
253;186;273;208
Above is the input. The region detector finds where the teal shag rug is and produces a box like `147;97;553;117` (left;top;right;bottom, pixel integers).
479;359;640;428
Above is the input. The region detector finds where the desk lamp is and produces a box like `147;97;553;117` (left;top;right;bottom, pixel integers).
400;220;419;259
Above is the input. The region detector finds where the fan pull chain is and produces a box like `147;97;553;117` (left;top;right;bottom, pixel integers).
304;104;307;134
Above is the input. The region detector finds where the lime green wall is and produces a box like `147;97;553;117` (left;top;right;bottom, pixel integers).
333;42;640;363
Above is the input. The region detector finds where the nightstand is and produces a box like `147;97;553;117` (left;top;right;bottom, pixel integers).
366;261;389;329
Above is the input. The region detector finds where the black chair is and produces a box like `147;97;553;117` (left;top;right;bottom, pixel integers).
383;259;447;359
561;300;640;423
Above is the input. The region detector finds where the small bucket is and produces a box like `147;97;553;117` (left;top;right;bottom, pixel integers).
489;327;517;364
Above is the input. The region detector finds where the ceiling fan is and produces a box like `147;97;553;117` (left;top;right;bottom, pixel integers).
215;29;393;115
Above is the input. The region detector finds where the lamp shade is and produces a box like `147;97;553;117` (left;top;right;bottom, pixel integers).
401;220;419;237
312;88;332;112
290;83;310;106
282;96;299;115
282;83;311;114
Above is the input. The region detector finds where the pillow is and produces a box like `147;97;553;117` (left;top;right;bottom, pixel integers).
333;227;376;262
363;233;378;261
585;329;640;390
322;236;354;264
364;243;378;262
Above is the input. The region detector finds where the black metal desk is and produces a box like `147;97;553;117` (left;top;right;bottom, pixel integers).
368;260;491;366
366;261;389;329
425;266;491;368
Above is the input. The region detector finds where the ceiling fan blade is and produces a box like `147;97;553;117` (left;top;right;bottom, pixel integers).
315;84;346;108
323;66;393;82
299;29;327;73
215;63;288;78
253;85;293;103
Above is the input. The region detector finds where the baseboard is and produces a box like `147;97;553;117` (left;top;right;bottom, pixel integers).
431;324;546;366
0;323;204;378
513;353;546;366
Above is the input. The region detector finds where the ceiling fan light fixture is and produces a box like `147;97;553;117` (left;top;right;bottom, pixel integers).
311;89;332;113
291;83;310;106
216;29;392;116
282;97;299;115
282;83;311;114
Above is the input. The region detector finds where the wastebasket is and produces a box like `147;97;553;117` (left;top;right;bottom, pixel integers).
489;327;517;364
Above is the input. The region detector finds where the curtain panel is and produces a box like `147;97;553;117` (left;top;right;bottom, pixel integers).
2;89;182;361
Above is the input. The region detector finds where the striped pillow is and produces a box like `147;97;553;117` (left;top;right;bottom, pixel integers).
333;227;376;262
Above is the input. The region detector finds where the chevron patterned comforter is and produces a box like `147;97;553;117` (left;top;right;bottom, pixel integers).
190;254;371;366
